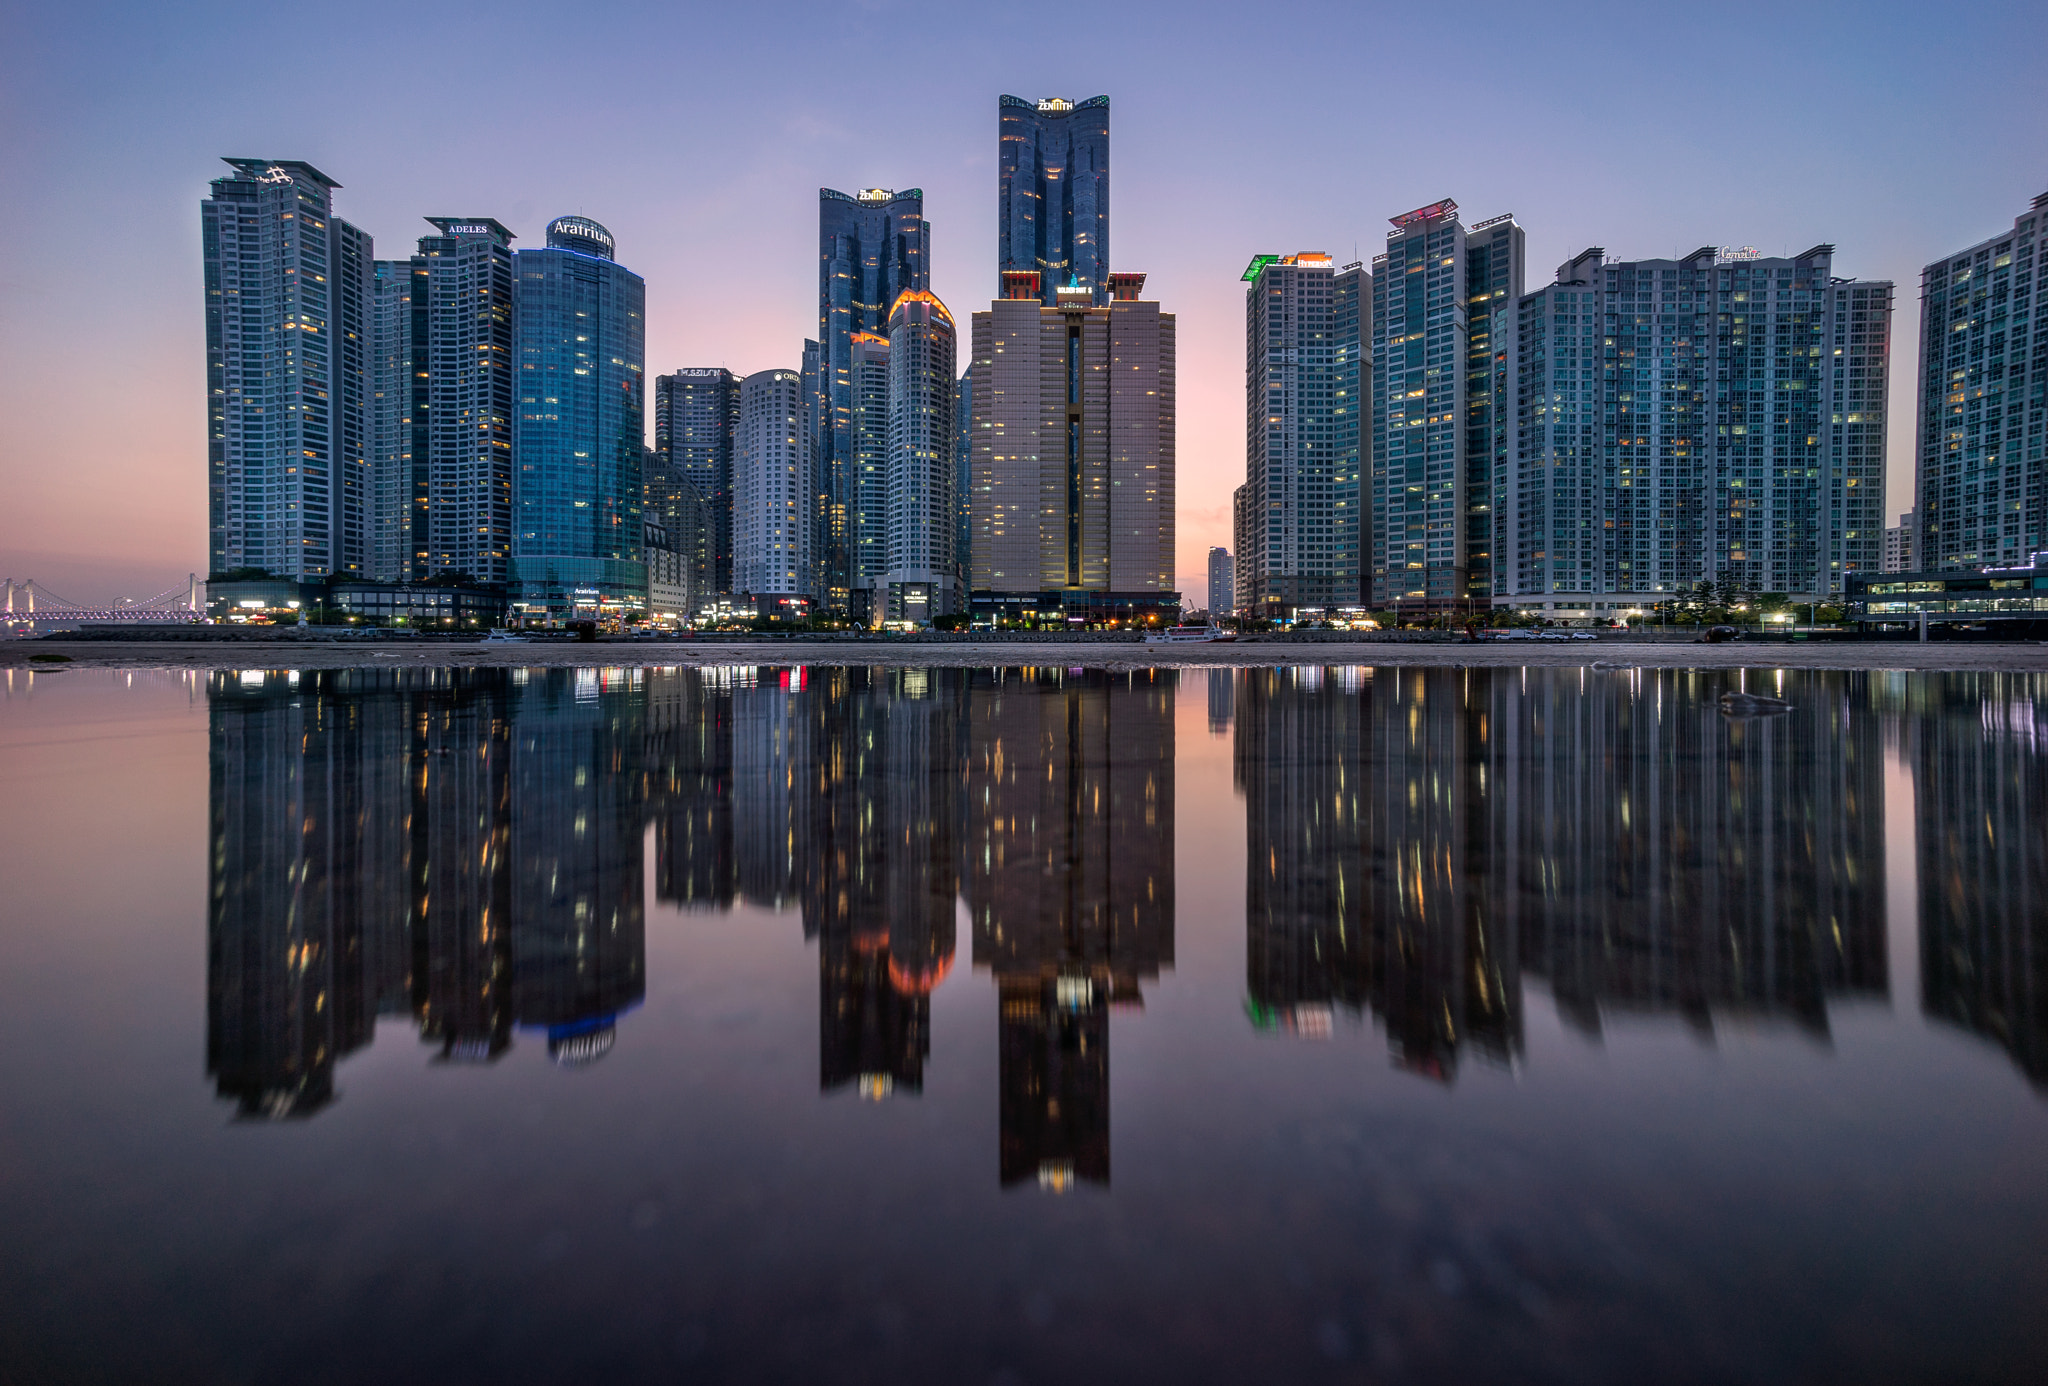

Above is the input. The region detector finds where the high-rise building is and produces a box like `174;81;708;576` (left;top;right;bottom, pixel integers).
967;271;1175;618
1885;510;1917;572
1915;194;2048;571
846;332;891;620
819;189;929;614
367;258;411;582
511;216;646;621
409;218;517;585
654;368;739;596
955;369;974;597
997;96;1110;307
1495;245;1891;615
1368;200;1523;610
1207;546;1233;615
733;369;813;604
1239;252;1367;616
203;159;373;581
882;290;959;623
1232;485;1253;619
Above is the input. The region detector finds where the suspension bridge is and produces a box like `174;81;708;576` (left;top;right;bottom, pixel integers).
2;575;206;628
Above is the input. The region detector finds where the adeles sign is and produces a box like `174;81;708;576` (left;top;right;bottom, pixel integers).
675;368;725;378
444;224;493;235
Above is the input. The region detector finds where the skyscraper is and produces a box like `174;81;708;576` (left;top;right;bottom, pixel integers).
410;218;517;585
1915;194;2047;571
967;272;1175;618
1239;252;1367;617
203;159;373;581
1368;200;1523;610
847;332;891;620
997;96;1110;307
1208;545;1233;615
367;258;411;582
882;290;958;623
507;216;646;621
654;368;739;596
733;368;813;605
1495;245;1891;615
819;188;929;614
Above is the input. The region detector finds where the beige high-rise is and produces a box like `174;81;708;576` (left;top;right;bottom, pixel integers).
969;272;1174;596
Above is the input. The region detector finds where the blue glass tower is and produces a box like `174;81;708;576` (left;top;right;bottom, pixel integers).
511;216;647;621
998;96;1110;307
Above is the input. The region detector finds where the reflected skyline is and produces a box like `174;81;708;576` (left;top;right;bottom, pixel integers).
1236;666;1896;1078
203;662;2048;1142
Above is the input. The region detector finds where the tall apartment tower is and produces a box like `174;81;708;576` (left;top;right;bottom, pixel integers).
998;96;1110;307
409;218;516;584
1496;245;1891;612
847;332;891;619
1464;214;1525;602
653;368;739;595
819;188;928;614
954;368;974;592
881;291;959;622
511;217;646;619
733;369;813;602
1240;253;1367;616
968;272;1174;610
1207;546;1233;615
1916;194;2048;570
367;259;411;582
203;159;373;581
1368;200;1522;610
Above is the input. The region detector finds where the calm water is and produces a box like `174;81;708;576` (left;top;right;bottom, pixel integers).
1;663;2044;1384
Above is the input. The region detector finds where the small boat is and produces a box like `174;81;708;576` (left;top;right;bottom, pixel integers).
1145;624;1237;645
483;629;533;643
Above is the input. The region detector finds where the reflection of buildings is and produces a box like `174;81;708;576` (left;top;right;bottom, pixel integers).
1237;667;1889;1077
208;664;1177;1162
206;669;650;1115
963;668;1176;1188
806;669;959;1097
1913;674;2048;1086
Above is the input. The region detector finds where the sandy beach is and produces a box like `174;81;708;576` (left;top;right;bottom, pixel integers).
6;635;2046;673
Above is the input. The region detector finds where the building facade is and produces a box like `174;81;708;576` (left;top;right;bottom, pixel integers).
654;368;738;596
1240;252;1363;616
409;218;517;585
367;258;411;582
1368;200;1523;610
1207;545;1233;615
733;369;813;602
997;96;1110;307
1494;245;1891;616
819;188;929;615
510;217;646;620
1885;510;1918;571
847;332;891;619
882;291;958;622
1915;194;2048;572
203;159;373;582
967;272;1175;615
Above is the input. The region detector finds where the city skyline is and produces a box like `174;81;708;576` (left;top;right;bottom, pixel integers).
4;1;2046;602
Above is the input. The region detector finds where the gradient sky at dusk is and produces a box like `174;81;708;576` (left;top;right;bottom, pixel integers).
3;0;2043;602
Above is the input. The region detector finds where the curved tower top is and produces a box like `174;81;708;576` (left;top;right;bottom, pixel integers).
997;95;1109;307
545;215;616;260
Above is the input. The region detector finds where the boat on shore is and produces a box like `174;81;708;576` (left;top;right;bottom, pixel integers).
1144;625;1236;646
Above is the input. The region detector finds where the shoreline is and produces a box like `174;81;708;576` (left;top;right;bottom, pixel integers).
6;637;2047;673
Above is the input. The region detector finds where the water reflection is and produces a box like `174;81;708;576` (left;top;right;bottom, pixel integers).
1237;667;1891;1075
1908;673;2048;1085
204;664;2048;1143
205;666;1178;1181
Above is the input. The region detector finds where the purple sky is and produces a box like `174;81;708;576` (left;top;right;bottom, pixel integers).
3;0;2043;602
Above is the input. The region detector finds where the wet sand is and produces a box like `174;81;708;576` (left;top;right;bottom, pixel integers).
6;636;2046;673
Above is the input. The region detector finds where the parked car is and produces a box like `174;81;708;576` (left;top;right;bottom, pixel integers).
1569;631;1599;641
